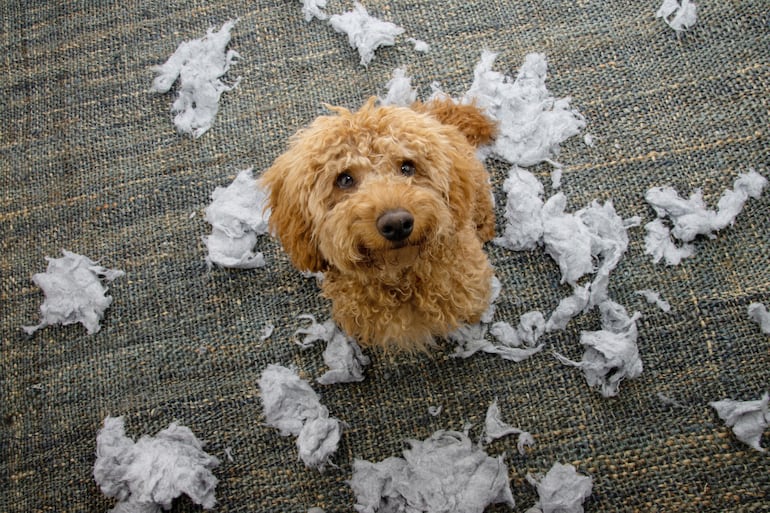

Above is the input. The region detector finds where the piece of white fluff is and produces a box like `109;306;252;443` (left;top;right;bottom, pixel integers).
450;311;546;363
349;429;516;513
635;289;672;313
379;67;417;107
258;364;342;469
300;0;328;21
546;285;591;333
23;250;124;335
459;51;585;167
407;37;430;53
493;166;545;251
525;462;593;513
328;2;404;67
203;168;269;269
644;170;768;265
151;20;240;138
710;393;770;452
748;303;770;334
483;399;535;455
555;300;643;397
294;315;370;384
93;416;219;512
656;0;698;33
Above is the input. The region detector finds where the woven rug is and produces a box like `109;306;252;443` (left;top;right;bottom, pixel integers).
2;1;768;511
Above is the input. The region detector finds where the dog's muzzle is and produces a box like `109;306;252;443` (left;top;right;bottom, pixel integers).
376;209;414;242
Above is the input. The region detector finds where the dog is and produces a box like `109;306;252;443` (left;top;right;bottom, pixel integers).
261;97;496;352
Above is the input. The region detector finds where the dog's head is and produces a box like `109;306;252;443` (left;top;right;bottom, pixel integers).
260;97;495;275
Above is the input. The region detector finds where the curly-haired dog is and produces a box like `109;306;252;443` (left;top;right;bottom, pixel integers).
261;97;496;352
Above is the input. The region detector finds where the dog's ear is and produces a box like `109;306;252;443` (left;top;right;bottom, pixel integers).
260;153;325;272
412;98;496;148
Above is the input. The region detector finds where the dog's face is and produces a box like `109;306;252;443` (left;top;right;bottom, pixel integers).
261;98;492;276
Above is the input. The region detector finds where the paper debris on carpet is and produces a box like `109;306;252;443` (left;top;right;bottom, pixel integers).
748;303;770;334
483;399;535;454
644;170;767;265
455;51;585;167
545;285;590;333
349;429;515;513
656;0;698;33
451;311;546;363
300;0;328;21
295;315;370;384
259;364;342;469
525;462;593;513
329;2;404;66
710;393;770;452
380;67;417;107
93;416;219;512
635;289;672;313
555;300;643;397
23;250;124;335
204;168;269;269
407;37;430;53
151;20;240;138
494;166;545;251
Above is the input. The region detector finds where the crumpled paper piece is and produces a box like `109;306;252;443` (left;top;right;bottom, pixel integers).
458;51;585;167
299;0;328;21
635;289;672;313
151;20;240;138
203;168;269;269
329;2;404;66
656;0;698;33
23;250;124;335
483;399;535;454
525;462;593;513
644;170;767;265
258;364;342;469
93;416;219;512
349;429;515;513
555;300;643;397
493;166;545;251
379;67;417;107
294;315;370;384
450;311;546;363
748;303;770;334
710;393;770;452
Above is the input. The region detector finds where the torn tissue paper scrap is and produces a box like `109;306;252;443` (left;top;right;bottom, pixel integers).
294;315;370;384
204;168;270;269
710;393;770;452
93;416;219;512
526;462;593;513
23;250;124;335
151;20;240;138
258;364;342;470
329;2;404;67
349;429;515;513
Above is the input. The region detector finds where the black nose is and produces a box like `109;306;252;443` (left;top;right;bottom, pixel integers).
377;209;414;242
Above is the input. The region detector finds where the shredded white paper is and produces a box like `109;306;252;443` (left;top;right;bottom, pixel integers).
151;20;240;138
493;166;545;251
258;364;342;469
203;168;270;269
546;286;590;333
93;416;219;512
379;67;417;107
349;429;515;513
23;250;124;335
644;170;767;265
483;399;535;454
451;311;546;363
635;289;672;313
294;315;370;384
407;37;430;53
329;2;404;67
525;462;593;513
748;303;770;334
456;51;585;167
710;393;770;452
656;0;698;33
555;300;643;397
300;0;328;21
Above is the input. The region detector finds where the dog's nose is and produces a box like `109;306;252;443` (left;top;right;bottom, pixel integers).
377;209;414;242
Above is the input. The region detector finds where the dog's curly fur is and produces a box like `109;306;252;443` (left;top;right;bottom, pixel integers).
261;97;496;352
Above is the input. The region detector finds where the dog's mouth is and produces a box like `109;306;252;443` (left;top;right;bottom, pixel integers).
357;239;425;269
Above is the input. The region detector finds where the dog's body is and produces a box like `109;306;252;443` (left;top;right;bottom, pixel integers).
261;98;496;351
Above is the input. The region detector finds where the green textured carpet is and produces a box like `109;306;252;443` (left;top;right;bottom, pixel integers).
2;1;768;511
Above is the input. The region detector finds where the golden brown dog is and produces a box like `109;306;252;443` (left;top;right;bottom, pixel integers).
261;97;496;352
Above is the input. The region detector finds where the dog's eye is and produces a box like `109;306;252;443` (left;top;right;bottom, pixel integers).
335;172;355;189
400;160;416;177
